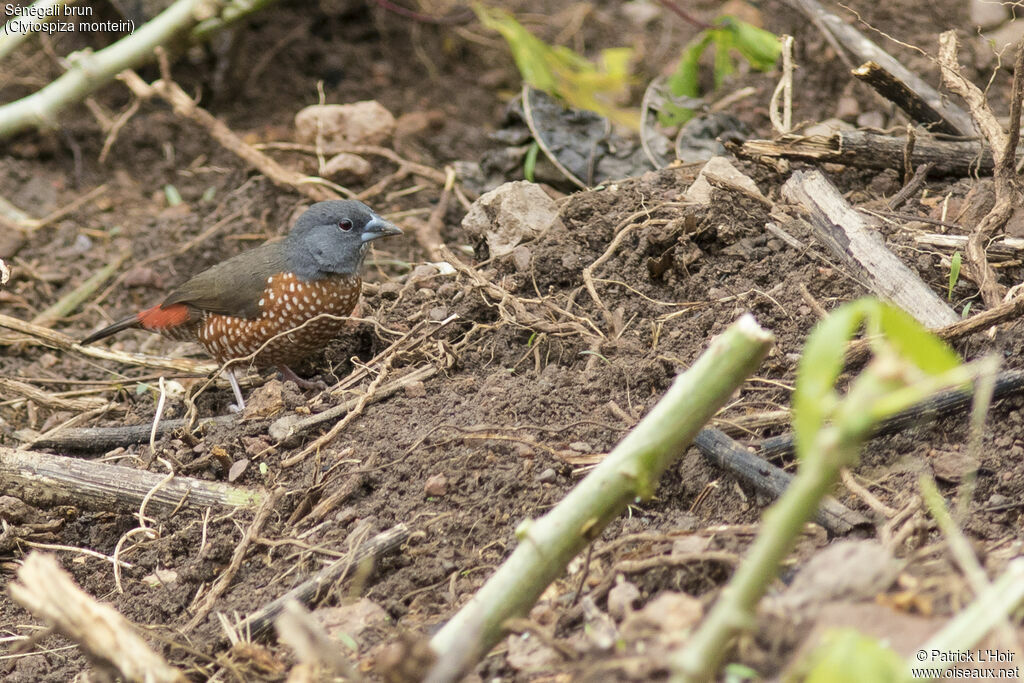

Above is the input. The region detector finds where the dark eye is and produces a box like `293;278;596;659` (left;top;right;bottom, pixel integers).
338;219;353;231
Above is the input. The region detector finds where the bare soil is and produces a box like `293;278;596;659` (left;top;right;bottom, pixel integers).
2;0;1023;680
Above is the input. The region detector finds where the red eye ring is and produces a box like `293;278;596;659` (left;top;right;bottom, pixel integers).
339;219;353;231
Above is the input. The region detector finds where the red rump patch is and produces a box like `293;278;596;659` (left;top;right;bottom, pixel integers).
138;304;190;330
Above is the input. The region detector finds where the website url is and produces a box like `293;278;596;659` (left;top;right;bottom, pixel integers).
911;667;1021;679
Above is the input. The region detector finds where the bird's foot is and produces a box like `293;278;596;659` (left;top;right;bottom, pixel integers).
225;368;246;414
278;365;328;392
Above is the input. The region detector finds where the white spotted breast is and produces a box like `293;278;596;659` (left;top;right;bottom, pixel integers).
194;272;362;366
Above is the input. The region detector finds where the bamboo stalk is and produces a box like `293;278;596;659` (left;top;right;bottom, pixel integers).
426;314;774;681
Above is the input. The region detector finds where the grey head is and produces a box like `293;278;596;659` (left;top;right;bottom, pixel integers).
284;200;402;280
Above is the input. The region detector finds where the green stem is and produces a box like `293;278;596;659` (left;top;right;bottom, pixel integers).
916;558;1024;675
427;315;774;681
189;0;281;42
670;441;851;681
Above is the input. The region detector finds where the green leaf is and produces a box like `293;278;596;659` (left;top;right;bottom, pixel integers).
948;251;961;300
523;141;539;182
723;662;759;682
876;303;960;375
163;184;183;207
722;16;782;71
793;298;873;459
667;31;712;99
661;31;713;126
712;28;735;89
661;17;779;128
474;5;639;129
801;629;908;683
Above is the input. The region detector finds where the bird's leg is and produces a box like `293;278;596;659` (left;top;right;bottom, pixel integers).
225;367;246;413
278;365;328;391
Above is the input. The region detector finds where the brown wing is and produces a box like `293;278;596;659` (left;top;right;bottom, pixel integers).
161;241;292;319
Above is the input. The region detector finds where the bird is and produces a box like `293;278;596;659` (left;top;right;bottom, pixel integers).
82;200;402;411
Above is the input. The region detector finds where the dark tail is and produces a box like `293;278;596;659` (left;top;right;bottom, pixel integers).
80;314;141;345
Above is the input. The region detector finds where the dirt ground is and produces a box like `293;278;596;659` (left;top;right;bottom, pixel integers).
2;0;1023;680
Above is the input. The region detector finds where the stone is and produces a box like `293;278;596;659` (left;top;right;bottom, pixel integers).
322;152;372;180
461;181;563;257
295;101;396;147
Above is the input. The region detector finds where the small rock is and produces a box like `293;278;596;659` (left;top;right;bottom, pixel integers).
240;436;268;455
410;263;440;283
141;568;178;588
971;0;1008;30
461;181;563;257
511;245;532;272
294;101;396;147
856;111;886;129
834;94;861;120
424;473;448;497
988;493;1011;508
37;352;58;368
930;448;979;483
436;282;458;298
244;380;286;418
506;632;560;672
318;598;391;642
684;156;763;204
707;287;728;300
0;496;33;523
607;577;641;620
803;118;855;137
122;265;164;288
70;233;92;254
162;380;186;401
428;306;448;322
322;152;372;180
516;444;535;458
404;380;426;398
569;441;591;453
671;535;710;555
535;467;556;483
394;110;443;138
621;0;660;25
228;459;249;482
764;540;900;621
621;591;703;641
378;281;401;300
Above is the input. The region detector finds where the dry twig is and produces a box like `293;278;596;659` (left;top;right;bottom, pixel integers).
0;311;218;375
119;70;342;202
937;33;1024;308
236;523;410;640
184;487;285;632
0;445;262;512
10;552;185;683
